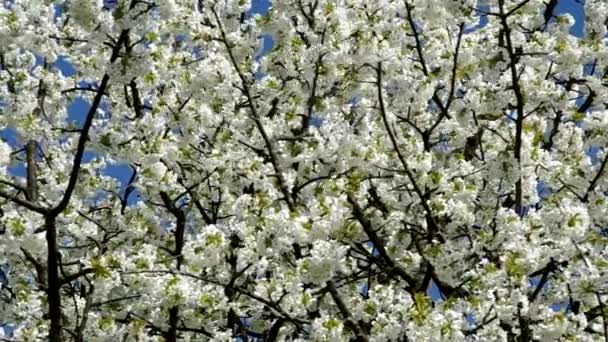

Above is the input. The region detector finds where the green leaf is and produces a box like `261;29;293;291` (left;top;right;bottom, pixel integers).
99;133;112;147
410;292;431;325
91;257;111;279
99;316;114;331
567;214;581;227
429;171;442;185
346;171;363;193
9;218;26;236
206;233;223;247
505;253;526;280
323;3;335;15
572;111;585;121
144;72;156;84
322;318;341;330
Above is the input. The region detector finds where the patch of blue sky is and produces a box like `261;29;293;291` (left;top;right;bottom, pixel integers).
103;162;141;205
465;2;490;33
255;34;274;62
0;127;21;148
66;97;91;125
54;56;77;77
555;0;585;37
359;282;369;298
250;0;271;15
470;0;585;36
536;180;552;200
7;161;25;179
427;279;444;302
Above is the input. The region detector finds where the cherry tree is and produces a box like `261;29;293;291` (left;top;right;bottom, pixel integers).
1;0;607;341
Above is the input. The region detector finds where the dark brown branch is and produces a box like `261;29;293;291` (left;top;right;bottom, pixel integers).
59;268;95;286
20;247;46;290
543;109;562;151
528;258;563;302
499;0;526;214
300;51;326;133
376;62;440;238
45;217;62;342
175;326;213;338
61;86;109;96
464;309;497;336
25;141;37;202
159;191;187;342
211;7;294;211
91;294;142;308
74;282;94;342
540;0;558;30
445;23;465;111
48;30;128;213
506;0;533;17
49;74;110;217
122;269;308;328
126;79;145;120
0;190;48;214
584;150;608;202
578;88;596;114
0;180;27;193
159;192;186;267
597;292;608;342
326;281;368;342
45;28;129;342
45;72;110;340
347;194;416;288
404;1;428;75
517;302;532;342
266;317;286;342
428;22;465;132
292;168;352;198
48;35;88;44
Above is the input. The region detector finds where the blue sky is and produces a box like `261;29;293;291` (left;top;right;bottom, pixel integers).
251;0;271;15
557;0;585;36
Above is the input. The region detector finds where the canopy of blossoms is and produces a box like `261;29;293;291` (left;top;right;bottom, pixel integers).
0;0;607;341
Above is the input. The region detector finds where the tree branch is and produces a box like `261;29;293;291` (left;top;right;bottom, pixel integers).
326;281;368;342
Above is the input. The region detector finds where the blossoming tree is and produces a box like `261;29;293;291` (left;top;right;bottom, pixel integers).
1;0;607;341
